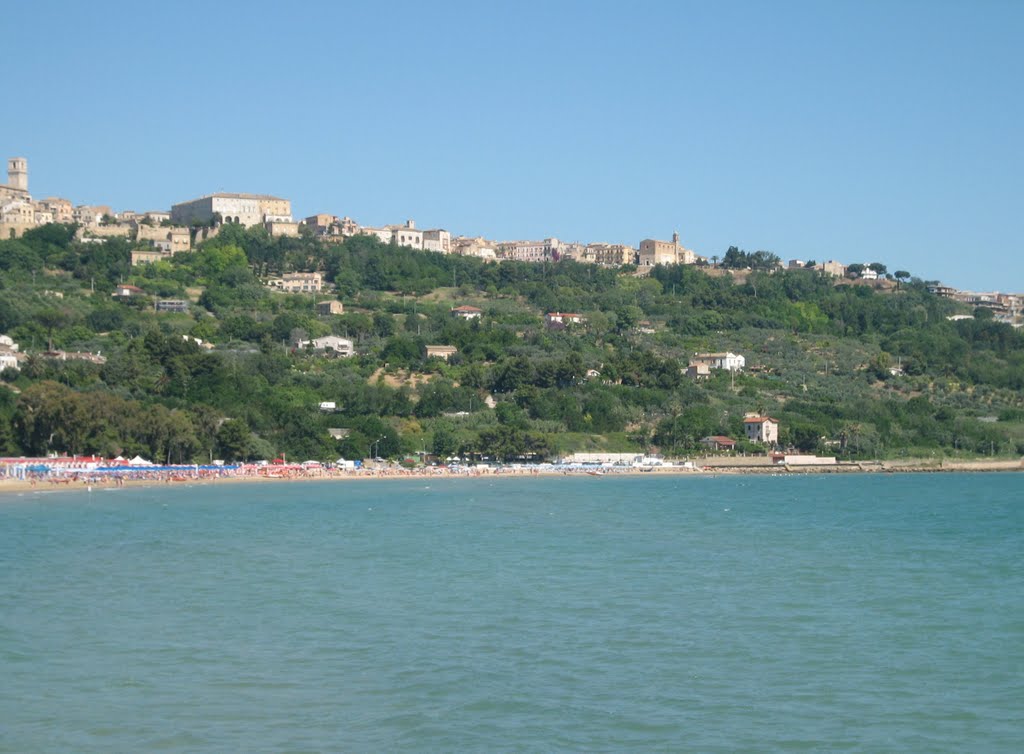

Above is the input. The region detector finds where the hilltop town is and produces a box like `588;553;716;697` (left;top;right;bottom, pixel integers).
2;157;1020;325
0;154;1022;471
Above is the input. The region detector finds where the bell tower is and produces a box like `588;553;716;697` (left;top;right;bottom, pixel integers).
7;157;27;192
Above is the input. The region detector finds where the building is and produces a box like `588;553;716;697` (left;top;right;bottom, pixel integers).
274;272;322;293
131;249;165;266
425;345;458;361
141;210;171;225
0;351;20;372
927;284;958;298
316;300;345;315
0;334;21;373
545;312;585;327
361;220;422;248
171;193;292;228
451;236;498;260
299;336;355;357
155;300;189;313
0;158;34;238
0;157;29;204
73;205;112;227
451;305;482;320
36;197;73;224
743;416;779;445
639;232;696;267
558;242;587;262
422;228;451;253
815;260;846;277
113;284;145;298
691;352;746;372
1;200;33;226
266;220;300;237
500;238;563;262
700;436;736;451
585;243;637;266
137;225;191;254
303;214;357;237
685;362;711;381
42;350;107;365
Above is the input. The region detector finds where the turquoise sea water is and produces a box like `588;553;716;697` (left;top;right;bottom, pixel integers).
1;473;1022;752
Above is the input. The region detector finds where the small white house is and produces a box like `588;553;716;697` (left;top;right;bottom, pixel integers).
692;352;746;372
298;336;354;357
319;401;337;412
0;352;20;372
451;305;483;320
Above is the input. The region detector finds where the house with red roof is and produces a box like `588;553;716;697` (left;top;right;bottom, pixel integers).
743;416;779;444
545;312;585;328
451;305;483;320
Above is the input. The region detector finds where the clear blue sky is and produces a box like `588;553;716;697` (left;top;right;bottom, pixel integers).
4;0;1022;291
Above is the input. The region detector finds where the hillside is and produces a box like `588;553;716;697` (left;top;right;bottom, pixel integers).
0;223;1022;464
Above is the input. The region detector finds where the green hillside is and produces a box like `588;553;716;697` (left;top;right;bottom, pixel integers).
0;223;1021;464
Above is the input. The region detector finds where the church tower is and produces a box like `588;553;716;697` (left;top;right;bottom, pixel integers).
7;157;28;192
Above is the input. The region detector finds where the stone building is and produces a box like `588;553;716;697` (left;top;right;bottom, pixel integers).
274;272;322;293
316;300;345;315
586;243;637;266
36;197;74;224
137;225;191;254
639;232;696;266
171;192;292;228
0;157;29;204
499;238;563;262
422;228;451;253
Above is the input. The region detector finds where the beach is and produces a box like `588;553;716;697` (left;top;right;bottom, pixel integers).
1;456;1020;498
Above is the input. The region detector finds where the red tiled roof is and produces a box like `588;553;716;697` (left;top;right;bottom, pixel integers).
704;435;736;444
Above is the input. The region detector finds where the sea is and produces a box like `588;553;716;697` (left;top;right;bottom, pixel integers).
1;473;1021;753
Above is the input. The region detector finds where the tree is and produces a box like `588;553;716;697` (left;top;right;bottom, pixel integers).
215;418;253;461
720;246;747;269
431;424;458;458
894;270;911;290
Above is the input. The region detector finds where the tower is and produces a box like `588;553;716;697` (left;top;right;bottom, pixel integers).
7;158;27;192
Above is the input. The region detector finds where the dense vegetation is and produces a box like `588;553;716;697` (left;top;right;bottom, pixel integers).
0;223;1021;463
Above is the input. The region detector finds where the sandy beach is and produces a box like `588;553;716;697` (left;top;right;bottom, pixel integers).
0;456;1020;499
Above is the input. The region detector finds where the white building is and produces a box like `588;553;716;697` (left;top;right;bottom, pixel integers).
299;336;354;357
273;272;322;293
691;352;746;372
0;334;21;372
451;306;483;320
500;238;563;263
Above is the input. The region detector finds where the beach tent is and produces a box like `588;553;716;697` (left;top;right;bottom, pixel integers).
128;455;154;466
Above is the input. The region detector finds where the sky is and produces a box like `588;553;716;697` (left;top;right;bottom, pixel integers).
3;0;1022;291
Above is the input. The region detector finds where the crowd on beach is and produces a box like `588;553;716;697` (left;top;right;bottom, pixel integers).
3;460;664;491
3;455;1020;495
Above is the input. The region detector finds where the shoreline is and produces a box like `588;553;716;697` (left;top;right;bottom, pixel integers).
0;457;1020;498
